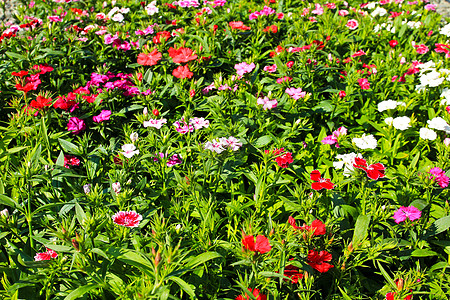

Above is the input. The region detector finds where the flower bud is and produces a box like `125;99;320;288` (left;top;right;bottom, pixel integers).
72;238;79;251
0;208;9;218
130;132;138;143
143;107;148;116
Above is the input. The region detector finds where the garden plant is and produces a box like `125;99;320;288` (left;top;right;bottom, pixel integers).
1;0;450;298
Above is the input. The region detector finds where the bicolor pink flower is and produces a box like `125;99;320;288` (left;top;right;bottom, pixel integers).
235;62;255;76
173;119;194;134
189;117;210;130
93;110;112;123
393;206;422;224
415;44;429;54
112;211;142;227
263;64;277;73
34;248;58;261
120;144;139;158
143;118;167;129
67;117;86;135
312;3;324;15
358;78;370;90
346;19;359;30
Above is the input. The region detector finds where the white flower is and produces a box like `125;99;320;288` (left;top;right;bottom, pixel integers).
366;2;376;9
0;208;9;217
219;136;242;151
119;7;130;13
378;99;400;112
392;116;411;131
112;182;121;194
440;88;450;105
204;140;226;153
121;144;140;158
145;1;159;15
107;7;120;18
371;7;387;17
334;152;363;177
427;117;450;133
130;132;139;143
440;23;450;36
111;13;124;22
352;134;377;149
385;117;394;126
419;128;437;140
419;70;444;87
83;184;91;194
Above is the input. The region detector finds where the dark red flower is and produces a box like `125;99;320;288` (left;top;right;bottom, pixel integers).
137;49;162;66
389;40;398;48
310;170;334;190
172;65;193;79
242;234;271;254
64;155;81;168
307;250;334;273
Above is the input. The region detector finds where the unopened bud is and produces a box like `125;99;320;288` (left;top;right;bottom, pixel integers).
130;132;138;143
151;246;156;256
155;252;161;266
396;278;404;291
0;208;9;218
347;242;354;253
72;238;79;251
143;107;148;116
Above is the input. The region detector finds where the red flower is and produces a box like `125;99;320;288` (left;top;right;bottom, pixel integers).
236;288;267;300
34;248;58;261
263;25;278;33
168;47;198;64
284;262;303;284
229;21;251;30
137;49;162;66
307;250;334;273
338;90;346;98
54;95;77;111
172;65;193;79
33;63;54;74
153;31;171;44
15;82;35;93
11;70;28;77
289;217;326;235
353;158;386;180
112;211;142;227
265;148;294;168
242;234;271;254
30;95;52;110
310;170;334;190
389;40;398;48
64;155;81;168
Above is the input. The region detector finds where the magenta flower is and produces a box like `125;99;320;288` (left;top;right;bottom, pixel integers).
67;116;86;135
112;211;142;227
34;248;58;261
429;167;450;188
167;154;183;167
393;206;422;224
93;110;112;123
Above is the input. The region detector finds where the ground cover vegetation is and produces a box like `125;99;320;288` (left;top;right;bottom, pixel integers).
1;0;450;298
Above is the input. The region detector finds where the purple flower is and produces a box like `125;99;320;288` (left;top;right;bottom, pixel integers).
67;117;86;135
93;110;112;123
393;206;422;224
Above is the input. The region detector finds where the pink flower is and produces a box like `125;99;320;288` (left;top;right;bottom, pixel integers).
312;3;324;15
338;10;349;16
358;78;370;90
67;117;86;135
263;64;277;73
346;19;359;30
112;211;142;227
120;144;139;158
338;90;346;98
93;110;111;123
429;167;449;188
257;96;278;110
277;76;292;84
34;248;58;261
424;4;437;10
351;50;366;57
393;206;422;224
415;44;429;54
321;135;338;145
235;62;255;76
173;118;194;134
444;138;450;146
285;88;307;100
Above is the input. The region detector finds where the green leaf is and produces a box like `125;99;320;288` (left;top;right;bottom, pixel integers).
377;261;396;289
118;105;144;114
411;249;437;257
75;202;87;227
58;138;80;155
185;251;222;269
338;287;353;300
352;214;371;249
424;216;450;238
64;284;101;300
253;135;272;148
5;51;26;60
168;276;196;298
107;247;154;276
0;194;23;212
258;271;291;281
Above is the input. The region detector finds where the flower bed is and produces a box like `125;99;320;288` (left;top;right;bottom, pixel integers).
1;0;450;299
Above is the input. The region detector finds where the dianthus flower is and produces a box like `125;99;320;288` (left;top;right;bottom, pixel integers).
429;167;449;188
236;288;267;300
289;217;326;235
93;110;111;123
265;148;293;168
67;117;86;135
34;248;58;261
234;62;255;76
393;206;422;224
112;211;142;227
242;234;271;254
307;250;334;273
